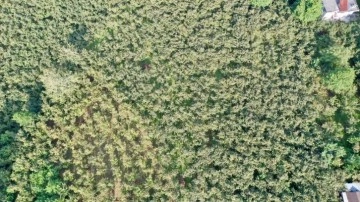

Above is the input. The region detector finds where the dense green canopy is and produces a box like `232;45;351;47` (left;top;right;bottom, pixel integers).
1;0;360;201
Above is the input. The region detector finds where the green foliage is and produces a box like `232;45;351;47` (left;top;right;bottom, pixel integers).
12;111;36;128
321;45;355;67
346;155;360;172
29;166;67;201
40;69;79;104
37;80;163;201
251;0;272;7
0;132;15;165
292;0;322;22
1;0;360;201
323;67;356;94
0;131;16;201
322;143;347;167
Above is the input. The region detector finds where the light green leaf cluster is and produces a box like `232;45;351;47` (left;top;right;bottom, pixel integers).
292;0;323;22
251;0;273;7
322;143;347;167
323;67;356;94
12;112;36;128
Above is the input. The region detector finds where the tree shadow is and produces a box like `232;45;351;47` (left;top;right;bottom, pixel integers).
313;29;337;73
68;24;89;51
287;0;297;6
0;82;44;133
26;82;44;114
0;83;44;199
0;100;22;133
0;100;20;200
315;30;332;48
350;25;360;68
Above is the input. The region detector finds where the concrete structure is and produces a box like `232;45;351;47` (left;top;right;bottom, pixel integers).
341;183;360;202
322;0;359;21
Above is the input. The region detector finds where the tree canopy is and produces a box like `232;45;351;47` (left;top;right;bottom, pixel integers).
1;0;360;201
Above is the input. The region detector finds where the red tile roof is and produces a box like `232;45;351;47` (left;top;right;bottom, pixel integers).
340;0;349;12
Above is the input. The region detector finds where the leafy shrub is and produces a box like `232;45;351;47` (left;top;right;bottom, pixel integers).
0;132;16;201
251;0;272;7
319;45;355;68
322;144;347;167
29;167;64;195
292;0;322;22
345;155;360;172
12;112;35;128
323;68;356;94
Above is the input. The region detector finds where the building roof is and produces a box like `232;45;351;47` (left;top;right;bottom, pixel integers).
342;192;360;202
346;183;360;192
342;183;360;202
323;0;359;12
348;0;360;11
323;0;339;12
340;0;349;11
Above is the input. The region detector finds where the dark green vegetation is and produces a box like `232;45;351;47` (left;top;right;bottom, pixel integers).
1;0;360;201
